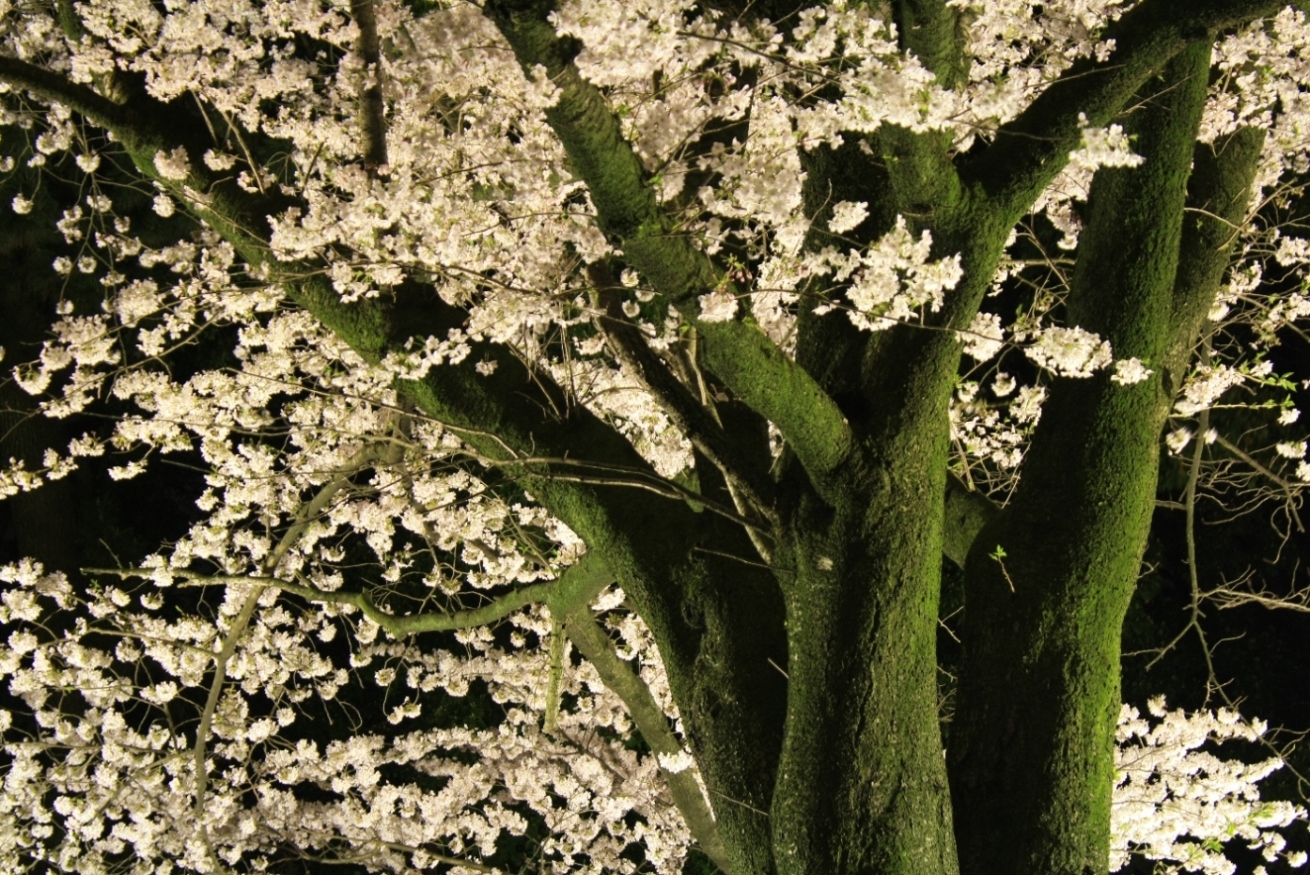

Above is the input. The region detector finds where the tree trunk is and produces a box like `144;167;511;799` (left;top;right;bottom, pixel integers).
947;43;1245;875
768;422;957;875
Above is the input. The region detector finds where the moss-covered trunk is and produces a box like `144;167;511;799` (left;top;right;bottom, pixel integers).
947;43;1248;875
763;294;986;875
948;374;1166;874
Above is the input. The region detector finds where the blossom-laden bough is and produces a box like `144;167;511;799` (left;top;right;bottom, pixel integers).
0;1;1308;874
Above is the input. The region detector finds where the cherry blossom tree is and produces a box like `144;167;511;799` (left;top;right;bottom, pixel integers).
1;1;1310;874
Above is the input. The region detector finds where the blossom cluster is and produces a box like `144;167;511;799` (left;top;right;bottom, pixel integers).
0;559;694;875
0;556;1302;874
1112;698;1307;875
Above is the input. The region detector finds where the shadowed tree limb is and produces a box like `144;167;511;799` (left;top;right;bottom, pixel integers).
586;262;776;525
351;0;389;171
548;561;733;874
942;475;999;569
1164;126;1269;378
0;55;138;129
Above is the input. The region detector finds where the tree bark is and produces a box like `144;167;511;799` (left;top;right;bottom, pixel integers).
947;42;1262;875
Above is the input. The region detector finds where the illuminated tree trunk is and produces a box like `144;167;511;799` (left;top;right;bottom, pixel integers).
948;45;1266;875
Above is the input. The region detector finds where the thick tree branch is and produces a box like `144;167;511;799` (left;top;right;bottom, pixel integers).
965;0;1290;221
544;611;566;733
878;126;963;229
949;42;1216;875
54;0;82;40
350;0;389;171
0;62;659;504
696;318;853;486
794;144;892;402
484;3;854;487
1164;126;1267;378
894;0;968;88
554;590;732;874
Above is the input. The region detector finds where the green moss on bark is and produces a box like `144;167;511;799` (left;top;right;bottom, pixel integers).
948;42;1216;875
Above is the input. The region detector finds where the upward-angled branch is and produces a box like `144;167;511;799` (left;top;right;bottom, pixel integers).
350;0;388;171
0;43;702;657
893;0;968;89
1164;125;1267;377
155;438;395;871
0;58;637;493
0;43;768;627
0;55;137;131
965;0;1291;221
485;2;855;487
949;42;1219;875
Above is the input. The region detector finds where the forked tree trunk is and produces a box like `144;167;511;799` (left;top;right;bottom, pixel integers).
766;419;957;875
0;2;1285;873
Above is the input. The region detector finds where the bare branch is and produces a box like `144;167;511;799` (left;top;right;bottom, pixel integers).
1214;435;1306;533
1207;567;1310;613
1147;404;1212;671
